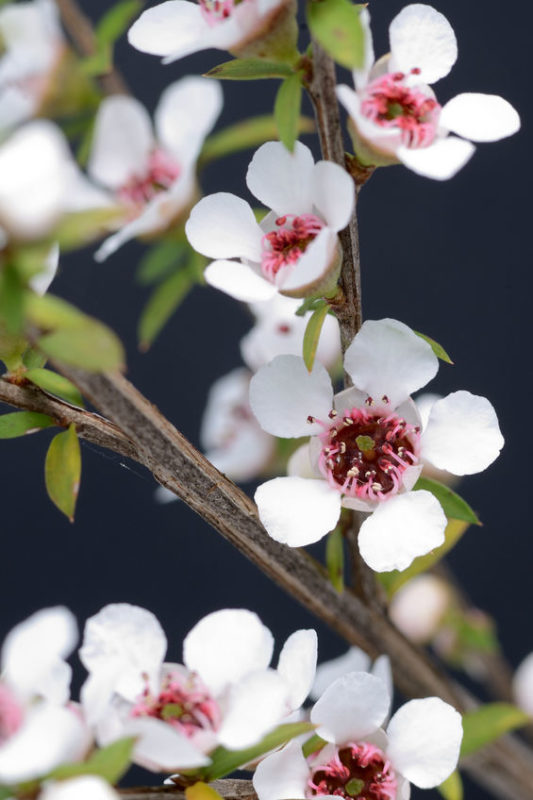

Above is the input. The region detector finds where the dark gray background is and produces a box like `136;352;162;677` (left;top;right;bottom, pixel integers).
1;1;529;797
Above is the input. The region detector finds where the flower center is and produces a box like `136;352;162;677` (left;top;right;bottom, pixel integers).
0;683;23;745
314;403;420;501
361;71;441;148
131;670;220;737
117;149;180;210
308;743;397;800
199;0;246;25
261;214;324;282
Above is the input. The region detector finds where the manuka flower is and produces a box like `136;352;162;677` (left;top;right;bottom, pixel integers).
80;604;317;773
88;77;222;261
250;318;504;571
186;142;354;302
253;671;462;800
337;4;520;180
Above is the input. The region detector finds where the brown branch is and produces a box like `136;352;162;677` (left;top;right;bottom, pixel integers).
120;779;255;800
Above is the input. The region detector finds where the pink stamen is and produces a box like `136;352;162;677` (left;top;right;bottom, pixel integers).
261;214;324;282
117;149;181;211
0;683;23;745
307;742;397;800
360;72;441;148
199;0;246;25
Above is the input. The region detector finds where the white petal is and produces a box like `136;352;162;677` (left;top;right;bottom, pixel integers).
246;141;315;216
358;491;446;572
217;669;289;748
353;8;375;89
186;193;263;261
124;717;209;771
79;604;167;701
397;137;475;180
311;648;371;701
41;776;120;800
421;390;504;475
287;443;320;479
344;318;438;408
513;653;533;716
311;161;354;231
250;355;333;438
206;426;274;483
311;671;389;743
386;698;462;788
389;4;457;84
256;477;341;547
253;739;309;800
128;1;210;59
414;392;441;430
29;243;59;296
88;96;153;190
372;655;393;706
440;93;520;142
183;609;274;695
2;606;77;700
155;76;223;168
200;367;252;449
389;575;450;643
204;260;276;302
280;227;339;293
277;629;318;710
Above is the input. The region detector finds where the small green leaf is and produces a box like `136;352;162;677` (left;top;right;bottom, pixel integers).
201;722;314;781
274;73;302;151
302;301;330;372
138;268;194;349
438;771;463;800
49;738;135;784
295;296;330;317
54;208;121;251
307;0;364;70
0;264;25;336
96;0;143;45
414;477;480;525
38;324;124;372
186;783;224;800
0;787;13;800
461;704;529;758
22;347;47;370
137;240;188;286
0;411;54;438
415;331;453;364
204;58;294;80
326;526;344;593
301;733;327;758
25;368;85;408
200;114;315;166
26;293;87;330
45;424;82;522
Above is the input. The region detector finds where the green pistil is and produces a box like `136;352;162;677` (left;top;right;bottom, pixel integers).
161;703;184;720
345;778;365;797
356;435;375;453
387;102;405;119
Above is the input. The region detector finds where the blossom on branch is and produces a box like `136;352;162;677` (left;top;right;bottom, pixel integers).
337;4;520;180
250;318;504;571
186;142;355;302
80;604;317;773
253;671;462;800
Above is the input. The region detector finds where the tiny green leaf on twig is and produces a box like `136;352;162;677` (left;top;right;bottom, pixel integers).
275;73;303;151
48;737;136;784
438;771;463;800
414;476;481;525
303;301;330;371
415;331;453;364
326;525;344;593
0;411;55;439
461;704;530;758
204;58;294;80
45;423;82;522
307;0;365;70
25;368;85;408
138;267;196;350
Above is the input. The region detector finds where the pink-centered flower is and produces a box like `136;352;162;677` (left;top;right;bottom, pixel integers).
186;142;355;302
253;671;462;800
88;77;223;262
337;4;520;180
250;318;504;572
80;604;317;773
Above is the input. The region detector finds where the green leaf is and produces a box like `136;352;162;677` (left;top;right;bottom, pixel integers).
54;208;121;251
274;73;302;151
461;704;529;758
49;738;135;784
138;268;194;349
137;240;188;286
96;0;143;45
0;411;54;438
295;296;329;317
204;58;294;80
0;264;25;336
0;787;13;800
201;722;314;781
415;331;453;364
303;301;330;371
186;783;224;800
25;368;85;408
200;114;315;166
22;347;47;370
45;424;82;522
414;477;480;525
301;733;327;758
326;526;344;593
307;0;364;70
438;771;463;800
379;518;469;596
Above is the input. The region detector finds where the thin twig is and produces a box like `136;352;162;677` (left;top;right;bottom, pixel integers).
120;779;255;800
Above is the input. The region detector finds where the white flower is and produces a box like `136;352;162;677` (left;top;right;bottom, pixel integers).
250;318;504;572
128;0;294;64
89;76;223;262
513;653;533;717
0;607;90;785
337;4;520;180
0;0;64;132
389;575;451;643
254;671;462;800
415;393;458;486
80;604;317;773
241;295;341;373
185;141;355;302
311;648;391;704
